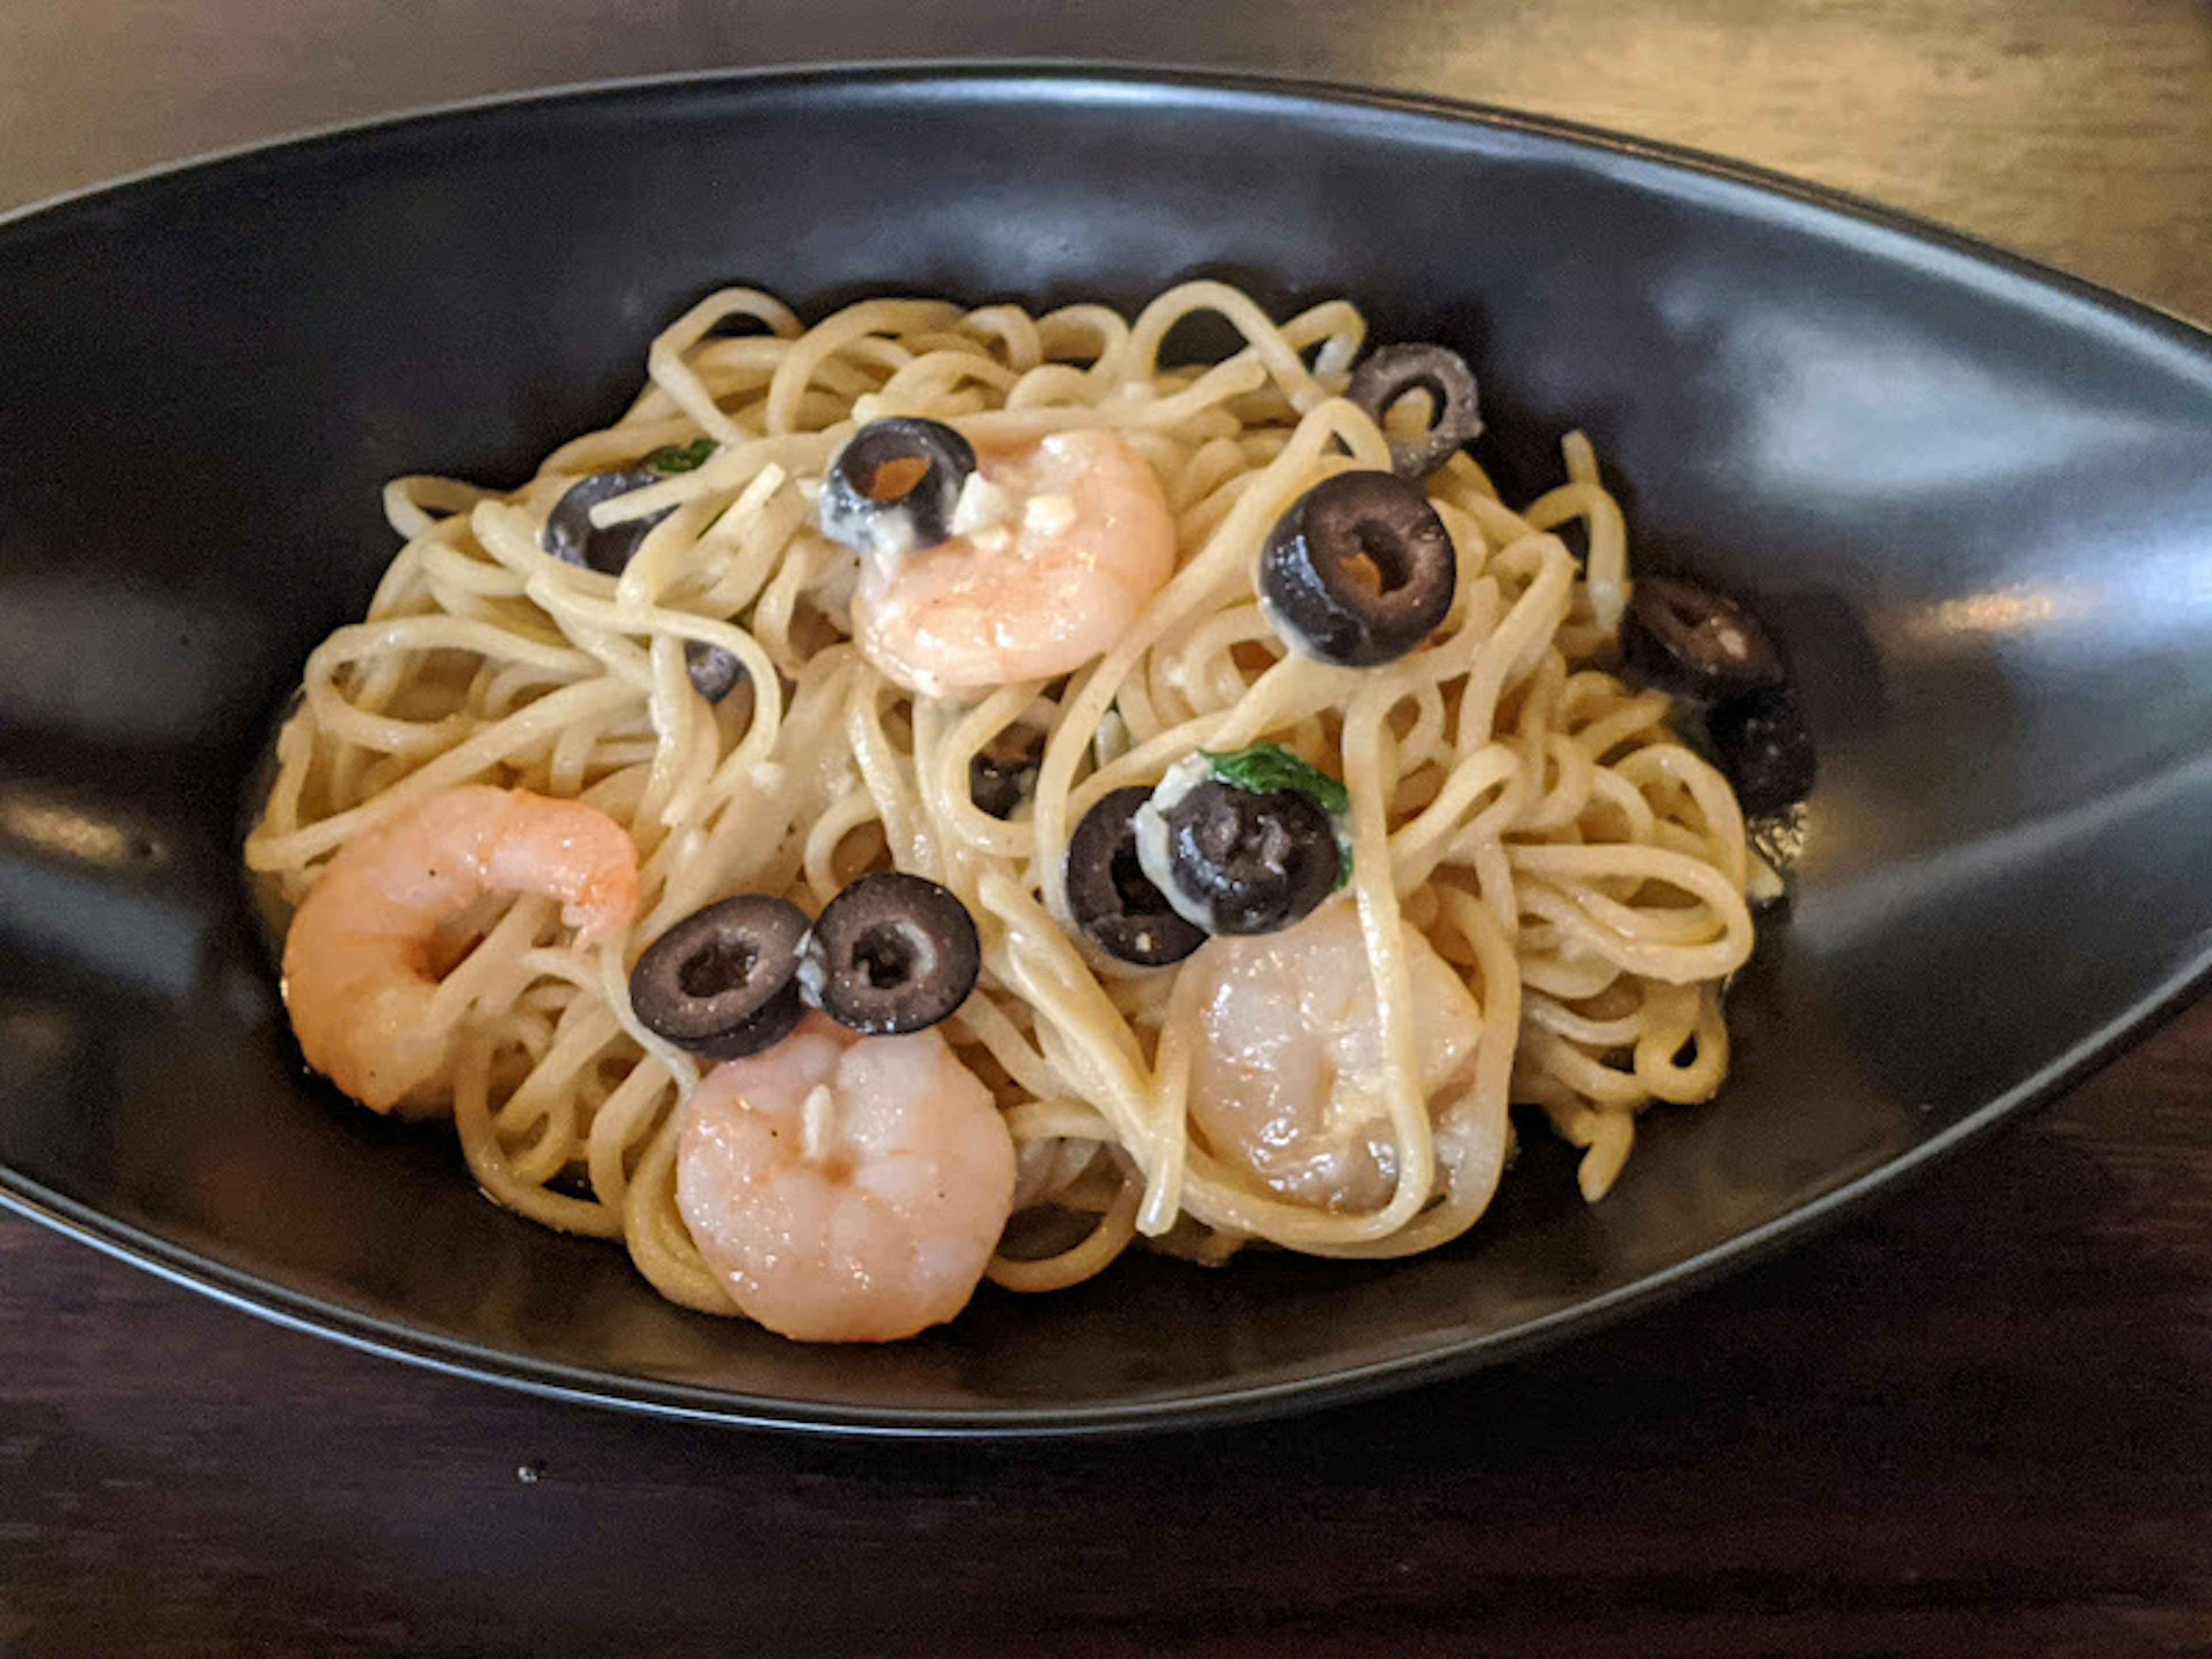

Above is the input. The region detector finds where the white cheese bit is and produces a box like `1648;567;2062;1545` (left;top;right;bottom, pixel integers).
1745;844;1785;905
950;472;1013;537
869;515;918;561
1148;752;1211;813
1022;492;1077;537
828;504;916;565
969;525;1013;556
1132;755;1218;932
1255;584;1327;664
794;935;827;1003
800;1082;839;1166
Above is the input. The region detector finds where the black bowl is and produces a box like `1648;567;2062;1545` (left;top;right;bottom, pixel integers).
4;66;2210;1434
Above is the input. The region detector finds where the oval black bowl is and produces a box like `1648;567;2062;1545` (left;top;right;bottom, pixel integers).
4;66;2211;1435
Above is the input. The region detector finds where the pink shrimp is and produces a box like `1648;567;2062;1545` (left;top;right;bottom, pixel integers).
851;429;1177;696
677;1012;1016;1342
1177;902;1493;1213
280;785;638;1115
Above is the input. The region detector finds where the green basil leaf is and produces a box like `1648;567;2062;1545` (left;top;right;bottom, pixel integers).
1198;743;1351;817
643;437;718;476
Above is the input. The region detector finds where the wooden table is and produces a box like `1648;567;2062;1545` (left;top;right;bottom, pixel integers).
6;4;2211;1653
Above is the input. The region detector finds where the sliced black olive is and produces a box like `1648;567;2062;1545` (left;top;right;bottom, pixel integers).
1259;470;1456;668
818;418;976;559
1149;778;1339;937
1707;685;1818;816
544;469;670;575
1066;787;1207;967
968;727;1046;821
806;872;981;1035
1346;343;1484;479
1621;575;1786;702
684;640;744;704
544;475;741;703
629;895;810;1060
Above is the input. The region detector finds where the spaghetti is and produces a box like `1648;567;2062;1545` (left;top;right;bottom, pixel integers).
245;281;1756;1327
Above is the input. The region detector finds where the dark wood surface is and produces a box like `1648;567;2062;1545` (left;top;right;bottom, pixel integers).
6;3;2212;1654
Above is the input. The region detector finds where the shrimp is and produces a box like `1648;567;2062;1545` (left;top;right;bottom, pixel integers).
280;785;639;1116
1177;901;1493;1213
677;1012;1017;1342
853;429;1177;696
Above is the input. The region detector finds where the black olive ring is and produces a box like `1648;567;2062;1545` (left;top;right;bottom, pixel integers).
1142;778;1340;938
1620;574;1786;703
682;641;746;706
1258;470;1457;668
1707;685;1818;817
805;872;982;1036
1346;342;1484;479
546;472;743;704
1065;787;1208;967
818;417;977;558
1614;574;1813;815
544;469;669;577
628;895;812;1060
969;726;1046;821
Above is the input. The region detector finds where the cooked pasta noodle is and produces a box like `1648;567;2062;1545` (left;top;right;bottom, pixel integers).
245;281;1756;1322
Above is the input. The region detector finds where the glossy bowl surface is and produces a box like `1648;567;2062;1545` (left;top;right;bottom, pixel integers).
4;66;2210;1434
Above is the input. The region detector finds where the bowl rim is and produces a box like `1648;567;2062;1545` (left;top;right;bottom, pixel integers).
9;55;2212;353
4;58;2210;1437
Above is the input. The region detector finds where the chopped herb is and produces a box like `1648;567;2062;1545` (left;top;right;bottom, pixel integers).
643;437;718;476
1199;743;1350;817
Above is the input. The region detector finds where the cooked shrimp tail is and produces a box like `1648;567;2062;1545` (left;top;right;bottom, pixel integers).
1179;900;1494;1213
677;1012;1017;1341
849;429;1177;696
281;785;639;1115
